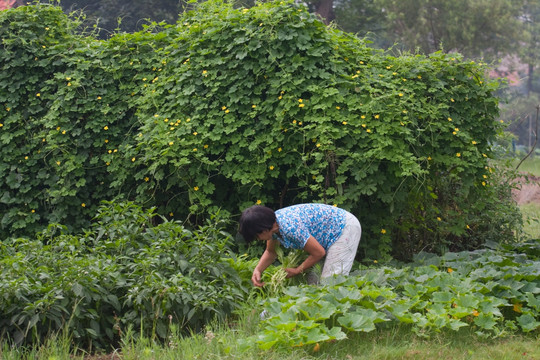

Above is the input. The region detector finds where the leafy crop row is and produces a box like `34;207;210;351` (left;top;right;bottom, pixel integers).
244;242;540;350
0;202;250;349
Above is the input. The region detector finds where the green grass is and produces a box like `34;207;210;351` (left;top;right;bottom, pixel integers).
521;203;540;239
515;155;540;177
2;313;539;360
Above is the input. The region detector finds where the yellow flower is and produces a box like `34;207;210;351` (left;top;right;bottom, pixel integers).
361;115;366;119
225;109;230;113
169;212;174;216
336;106;341;110
482;181;486;186
366;129;372;133
169;141;174;146
448;117;452;121
428;156;432;160
144;177;149;182
202;70;207;75
292;120;297;124
373;260;378;263
131;157;136;162
193;132;198;136
31;209;35;213
299;103;305;108
143;78;147;81
316;143;321;147
454;128;459;132
451;98;455;102
256;200;262;205
374;114;380;119
269;165;275;170
0;123;3;127
381;229;386;234
203;144;209;149
342;121;347;125
24;156;28;160
437;217;442;221
62;130;66;135
298;99;303;103
278;147;282;152
313;343;320;352
482;153;487;158
56;161;61;165
361;124;366;128
81;203;86;208
398;93;403;97
36;93;40;97
252;104;257;109
456;153;461;157
417;75;422;79
108;150;112;154
154;114;159;118
447;268;453;273
67;82;71;86
193;148;197;152
104;126;109;130
194;186;199;191
472;310;479;317
97;96;102;100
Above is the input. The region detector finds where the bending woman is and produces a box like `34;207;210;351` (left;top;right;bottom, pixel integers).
238;203;361;286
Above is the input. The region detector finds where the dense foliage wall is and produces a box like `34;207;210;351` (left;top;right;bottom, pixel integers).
0;1;521;259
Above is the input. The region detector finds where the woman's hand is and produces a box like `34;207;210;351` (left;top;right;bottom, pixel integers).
284;267;303;278
251;269;265;287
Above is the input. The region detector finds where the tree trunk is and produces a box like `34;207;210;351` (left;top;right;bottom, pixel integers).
527;62;534;97
315;0;335;25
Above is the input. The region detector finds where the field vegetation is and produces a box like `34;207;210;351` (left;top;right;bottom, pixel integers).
0;1;539;359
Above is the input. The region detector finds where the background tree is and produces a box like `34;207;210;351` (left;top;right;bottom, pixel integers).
518;0;540;97
331;0;389;47
58;0;182;38
373;0;525;60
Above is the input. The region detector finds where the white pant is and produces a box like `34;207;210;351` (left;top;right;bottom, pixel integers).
308;212;361;283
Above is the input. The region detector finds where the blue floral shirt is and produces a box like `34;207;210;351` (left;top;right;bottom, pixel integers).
275;203;346;250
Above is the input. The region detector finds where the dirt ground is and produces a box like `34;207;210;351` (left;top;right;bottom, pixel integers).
513;175;540;205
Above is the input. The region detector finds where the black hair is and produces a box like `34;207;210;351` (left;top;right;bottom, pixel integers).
238;205;276;243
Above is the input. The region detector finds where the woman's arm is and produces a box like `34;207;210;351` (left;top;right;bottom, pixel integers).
252;238;279;287
285;235;325;278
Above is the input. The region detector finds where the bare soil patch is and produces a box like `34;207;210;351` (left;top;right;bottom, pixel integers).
513;175;540;205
